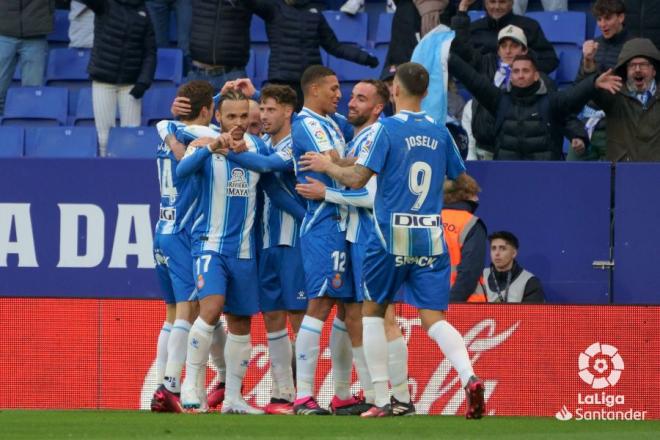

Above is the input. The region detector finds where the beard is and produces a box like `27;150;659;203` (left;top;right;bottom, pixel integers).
347;113;369;127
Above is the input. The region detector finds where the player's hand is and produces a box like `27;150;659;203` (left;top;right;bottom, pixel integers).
171;96;191;117
295;176;327;200
299;152;332;173
595;68;622;94
220;80;236;95
190;137;215;149
227;127;248;153
571;138;586;155
234;78;257;98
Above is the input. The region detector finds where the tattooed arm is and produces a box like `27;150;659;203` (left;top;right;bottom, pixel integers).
298;152;374;189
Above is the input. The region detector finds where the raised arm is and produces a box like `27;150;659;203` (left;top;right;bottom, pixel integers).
225;150;292;173
176;147;212;178
319;18;379;68
156;120;187;160
448;54;502;115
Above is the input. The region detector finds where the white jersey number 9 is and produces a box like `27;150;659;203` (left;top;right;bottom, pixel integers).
409;161;432;211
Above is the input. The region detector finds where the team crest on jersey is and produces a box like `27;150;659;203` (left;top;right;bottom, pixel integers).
227;168;249;197
196;274;205;290
331;273;343;289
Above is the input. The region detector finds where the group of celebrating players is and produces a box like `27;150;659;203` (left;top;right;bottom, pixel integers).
149;61;485;418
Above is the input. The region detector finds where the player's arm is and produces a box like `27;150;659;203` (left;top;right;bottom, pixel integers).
225;150;292;173
176;135;230;177
299;153;374;189
156;120;187;160
297;175;375;208
260;173;306;221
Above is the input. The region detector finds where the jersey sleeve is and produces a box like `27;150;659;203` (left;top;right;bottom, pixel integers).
356;122;387;174
156;120;184;141
444;127;467;180
298;117;334;153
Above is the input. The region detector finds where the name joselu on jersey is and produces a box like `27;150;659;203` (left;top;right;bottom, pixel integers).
404;135;438;150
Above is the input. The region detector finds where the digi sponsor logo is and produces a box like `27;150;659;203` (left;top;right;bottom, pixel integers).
159;207;176;222
556;343;647;421
393;213;441;228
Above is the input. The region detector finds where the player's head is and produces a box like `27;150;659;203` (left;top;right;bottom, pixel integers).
392;62;429;101
259;84;297;136
488;231;519;272
216;90;249;139
443;174;481;204
511;54;540;88
593;0;625;39
347;79;389;128
176;80;215;124
300;65;341;115
248;99;262;136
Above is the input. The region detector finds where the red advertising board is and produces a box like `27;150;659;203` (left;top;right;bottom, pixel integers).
0;299;657;419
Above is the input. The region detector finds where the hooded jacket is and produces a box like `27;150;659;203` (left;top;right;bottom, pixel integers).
81;0;156;87
244;0;377;83
593;38;660;161
468;10;558;74
0;0;54;38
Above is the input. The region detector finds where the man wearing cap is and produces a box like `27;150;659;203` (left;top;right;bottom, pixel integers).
449;50;623;160
592;38;660;161
451;21;587;160
454;0;558;74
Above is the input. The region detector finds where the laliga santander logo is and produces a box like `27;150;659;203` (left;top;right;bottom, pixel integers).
578;342;624;389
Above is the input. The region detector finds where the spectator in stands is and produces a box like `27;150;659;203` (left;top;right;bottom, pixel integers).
592;38;660;161
82;0;156;156
460;0;559;73
444;174;488;303
145;0;191;73
449;51;616;160
624;0;660;51
241;0;379;110
513;0;566;15
69;1;95;49
0;0;53;115
187;0;253;90
484;231;544;303
570;0;630;161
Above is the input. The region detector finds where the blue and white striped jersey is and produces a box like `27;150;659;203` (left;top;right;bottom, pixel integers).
324;124;378;244
154;120;200;235
357;111;466;257
292;107;348;237
176;125;269;259
261;133;303;248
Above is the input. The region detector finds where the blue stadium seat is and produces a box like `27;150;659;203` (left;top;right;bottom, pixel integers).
468;10;487;22
73;87;95;126
155;48;183;86
327;45;386;82
46;48;91;87
555;46;582;85
527;11;586;46
25;127;98;157
337;82;355;116
322;11;368;46
142;87;178;126
1;87;68;126
47;9;70;45
374;12;393;45
250;16;268;44
0;127;24;157
106;127;160;158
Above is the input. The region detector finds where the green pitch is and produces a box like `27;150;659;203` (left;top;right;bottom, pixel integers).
0;411;658;439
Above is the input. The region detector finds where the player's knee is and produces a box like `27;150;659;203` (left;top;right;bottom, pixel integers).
418;308;446;331
263;310;287;332
306;297;335;321
226;314;252;335
362;300;387;318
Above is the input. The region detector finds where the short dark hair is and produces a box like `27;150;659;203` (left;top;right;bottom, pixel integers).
176;80;214;121
512;53;538;70
394;62;429;97
217;89;248;112
592;0;625;18
357;79;390;105
300;65;336;95
260;84;298;108
488;231;520;249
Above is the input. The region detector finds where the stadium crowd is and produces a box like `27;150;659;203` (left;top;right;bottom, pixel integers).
1;0;659;417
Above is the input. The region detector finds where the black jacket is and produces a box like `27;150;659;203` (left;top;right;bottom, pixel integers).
467;11;559;74
577;29;631;81
446;201;487;303
82;0;156;87
449;54;594;159
0;0;54;38
190;0;252;68
245;0;376;83
625;0;660;50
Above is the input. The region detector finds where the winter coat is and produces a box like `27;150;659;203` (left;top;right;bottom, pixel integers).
0;0;54;38
624;0;660;51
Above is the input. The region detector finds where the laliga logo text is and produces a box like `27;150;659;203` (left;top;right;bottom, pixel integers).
555;342;647;421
